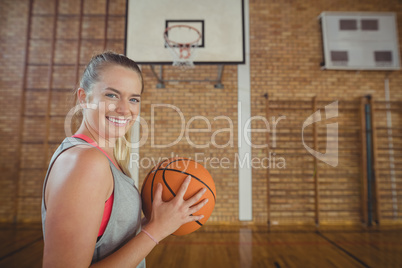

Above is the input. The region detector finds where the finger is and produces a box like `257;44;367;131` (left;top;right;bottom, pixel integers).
153;183;163;205
186;214;204;224
185;187;207;206
176;175;191;199
188;198;209;215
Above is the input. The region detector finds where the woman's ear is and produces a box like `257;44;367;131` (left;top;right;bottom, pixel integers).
77;88;87;108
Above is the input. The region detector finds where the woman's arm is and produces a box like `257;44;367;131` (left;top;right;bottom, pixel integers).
91;176;208;267
43;147;207;267
43;147;113;267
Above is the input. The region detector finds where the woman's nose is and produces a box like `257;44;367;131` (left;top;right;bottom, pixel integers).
115;99;129;114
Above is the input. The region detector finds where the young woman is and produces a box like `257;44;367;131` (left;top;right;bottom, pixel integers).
41;52;208;267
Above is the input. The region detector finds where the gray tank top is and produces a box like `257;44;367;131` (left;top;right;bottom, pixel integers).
41;136;146;267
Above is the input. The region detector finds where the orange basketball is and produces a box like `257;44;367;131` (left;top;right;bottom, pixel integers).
141;157;216;236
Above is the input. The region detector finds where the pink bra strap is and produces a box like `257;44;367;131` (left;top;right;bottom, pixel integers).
72;134;119;169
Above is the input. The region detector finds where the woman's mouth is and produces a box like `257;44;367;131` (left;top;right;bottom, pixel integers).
106;116;130;127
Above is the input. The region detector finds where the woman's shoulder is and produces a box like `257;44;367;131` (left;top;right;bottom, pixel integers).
50;144;113;187
44;142;114;210
62;144;110;168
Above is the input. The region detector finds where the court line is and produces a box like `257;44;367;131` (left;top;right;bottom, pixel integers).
161;240;332;246
160;239;402;247
316;232;371;268
199;229;402;234
0;236;43;261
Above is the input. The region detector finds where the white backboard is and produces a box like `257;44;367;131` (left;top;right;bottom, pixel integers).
125;0;245;65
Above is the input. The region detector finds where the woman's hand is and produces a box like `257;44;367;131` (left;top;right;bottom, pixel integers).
144;175;209;242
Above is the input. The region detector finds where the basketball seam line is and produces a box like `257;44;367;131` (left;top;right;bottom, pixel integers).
161;164;203;228
162;158;214;200
146;158;212;229
150;160;168;203
155;168;216;202
162;159;208;228
160;170;203;227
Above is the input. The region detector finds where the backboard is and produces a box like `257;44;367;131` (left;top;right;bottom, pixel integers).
125;0;245;65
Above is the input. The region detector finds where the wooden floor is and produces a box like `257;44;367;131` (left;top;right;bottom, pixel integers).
0;223;401;268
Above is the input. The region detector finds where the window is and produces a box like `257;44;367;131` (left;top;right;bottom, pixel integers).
361;19;379;30
339;19;357;30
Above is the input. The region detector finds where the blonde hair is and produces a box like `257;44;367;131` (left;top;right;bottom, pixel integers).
77;51;143;177
114;128;133;177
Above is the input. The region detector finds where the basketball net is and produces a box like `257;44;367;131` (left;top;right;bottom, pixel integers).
164;25;202;69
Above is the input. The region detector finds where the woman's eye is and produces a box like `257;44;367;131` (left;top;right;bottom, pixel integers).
130;98;140;103
106;93;117;98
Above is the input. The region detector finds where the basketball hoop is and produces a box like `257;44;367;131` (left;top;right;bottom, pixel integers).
164;25;202;68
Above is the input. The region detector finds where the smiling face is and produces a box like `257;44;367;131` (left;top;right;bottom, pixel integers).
79;64;142;142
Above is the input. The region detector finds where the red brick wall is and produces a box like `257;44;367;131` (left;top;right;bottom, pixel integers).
0;0;30;222
139;65;239;223
249;0;402;225
0;0;401;225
